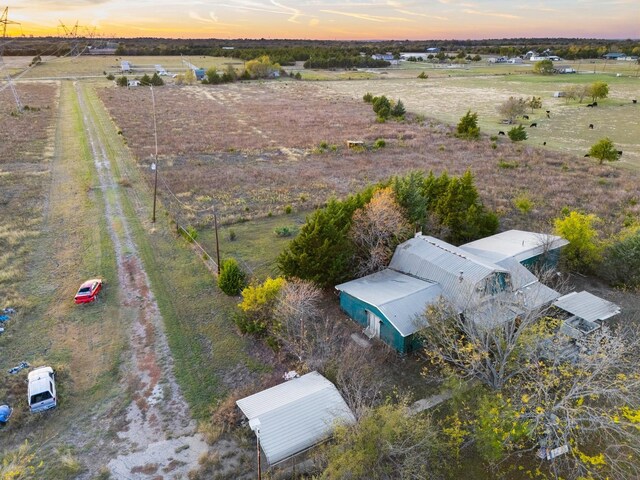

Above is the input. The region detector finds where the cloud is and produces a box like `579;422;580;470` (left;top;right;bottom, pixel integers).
320;9;413;22
270;0;303;23
309;18;320;26
463;9;521;19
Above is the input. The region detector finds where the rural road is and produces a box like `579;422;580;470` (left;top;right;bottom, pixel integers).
72;81;208;479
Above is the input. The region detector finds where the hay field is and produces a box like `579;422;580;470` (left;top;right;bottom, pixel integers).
96;80;639;236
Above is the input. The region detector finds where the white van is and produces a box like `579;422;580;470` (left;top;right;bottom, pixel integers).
28;367;57;413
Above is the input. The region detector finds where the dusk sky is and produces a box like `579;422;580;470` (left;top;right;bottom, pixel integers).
7;0;640;40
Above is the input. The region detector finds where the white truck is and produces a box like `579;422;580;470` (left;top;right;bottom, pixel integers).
28;367;57;413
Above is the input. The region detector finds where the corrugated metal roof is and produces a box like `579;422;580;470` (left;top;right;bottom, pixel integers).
389;235;506;310
460;230;568;263
553;291;621;323
236;372;355;465
336;269;442;336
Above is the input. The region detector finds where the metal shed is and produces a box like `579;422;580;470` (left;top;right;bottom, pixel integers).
236;372;355;466
553;291;621;323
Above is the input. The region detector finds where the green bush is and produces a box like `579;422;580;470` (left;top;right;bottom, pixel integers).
507;125;527;142
455;110;480;139
363;92;373;103
217;258;247;296
284;205;293;214
275;226;297;237
417;71;428;79
373;138;386;149
600;228;640;288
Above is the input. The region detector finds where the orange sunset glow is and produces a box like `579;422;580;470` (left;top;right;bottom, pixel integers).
5;0;640;39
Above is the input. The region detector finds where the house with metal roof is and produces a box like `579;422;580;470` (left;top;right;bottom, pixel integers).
460;230;568;269
236;371;355;466
336;233;562;353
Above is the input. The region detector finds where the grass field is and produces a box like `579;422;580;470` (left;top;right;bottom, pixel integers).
322;73;640;167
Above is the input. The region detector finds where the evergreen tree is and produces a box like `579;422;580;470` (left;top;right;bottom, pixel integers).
456;110;480;139
150;72;164;86
391;99;406;118
217;258;248;295
140;74;152;86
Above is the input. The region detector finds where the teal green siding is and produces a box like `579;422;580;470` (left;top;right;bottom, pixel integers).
339;292;410;354
521;248;562;270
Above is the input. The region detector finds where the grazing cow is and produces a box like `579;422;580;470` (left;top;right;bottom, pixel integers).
586;103;594;107
633;99;637;104
584;154;591;157
546;110;551;114
530;123;537;128
543;141;547;146
617;150;623;157
589;124;594;129
523;115;529;120
498;131;506;135
592;101;598;106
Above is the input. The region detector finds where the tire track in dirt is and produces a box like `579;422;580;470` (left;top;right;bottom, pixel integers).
73;82;208;479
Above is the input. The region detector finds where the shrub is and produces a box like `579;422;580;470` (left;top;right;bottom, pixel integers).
217;258;247;296
237;277;286;334
284;205;293;214
228;229;237;241
599;227;640;288
275;226;297;237
391;99;405;118
106;74;115;81
363;92;373;103
116;76;128;87
455;110;480;139
373;138;386;149
588;137;619;164
417;71;429;79
554;211;602;272
507;125;527;142
513;194;534;214
372;95;391;120
490;135;498;141
180;225;198;243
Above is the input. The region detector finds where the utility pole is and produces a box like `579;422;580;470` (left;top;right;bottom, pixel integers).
150;86;159;223
1;7;20;38
256;426;262;480
214;212;221;274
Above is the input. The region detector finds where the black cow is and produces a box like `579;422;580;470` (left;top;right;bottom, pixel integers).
593;101;598;106
543;141;547;146
546;110;551;114
529;123;537;128
586;103;594;107
633;99;637;104
589;124;594;129
498;131;505;135
584;154;591;157
522;115;529;120
617;150;623;157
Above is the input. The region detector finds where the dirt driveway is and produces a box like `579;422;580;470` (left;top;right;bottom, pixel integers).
71;82;209;479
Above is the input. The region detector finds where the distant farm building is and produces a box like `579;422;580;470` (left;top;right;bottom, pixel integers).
553;91;566;98
507;57;524;64
372;53;398;64
121;61;131;73
426;47;441;53
487;56;508;64
603;52;626;60
87;42;117;55
554;65;576;74
127;80;140;87
155;65;168;75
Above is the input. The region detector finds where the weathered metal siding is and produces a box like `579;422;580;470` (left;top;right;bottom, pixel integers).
339;292;407;353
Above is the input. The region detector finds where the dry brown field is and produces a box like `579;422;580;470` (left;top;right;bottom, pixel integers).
0;82;58;307
97;80;639;235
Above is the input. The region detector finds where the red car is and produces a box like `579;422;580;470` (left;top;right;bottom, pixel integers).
74;278;103;304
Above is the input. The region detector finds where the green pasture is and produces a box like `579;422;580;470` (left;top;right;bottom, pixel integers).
323;73;640;168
